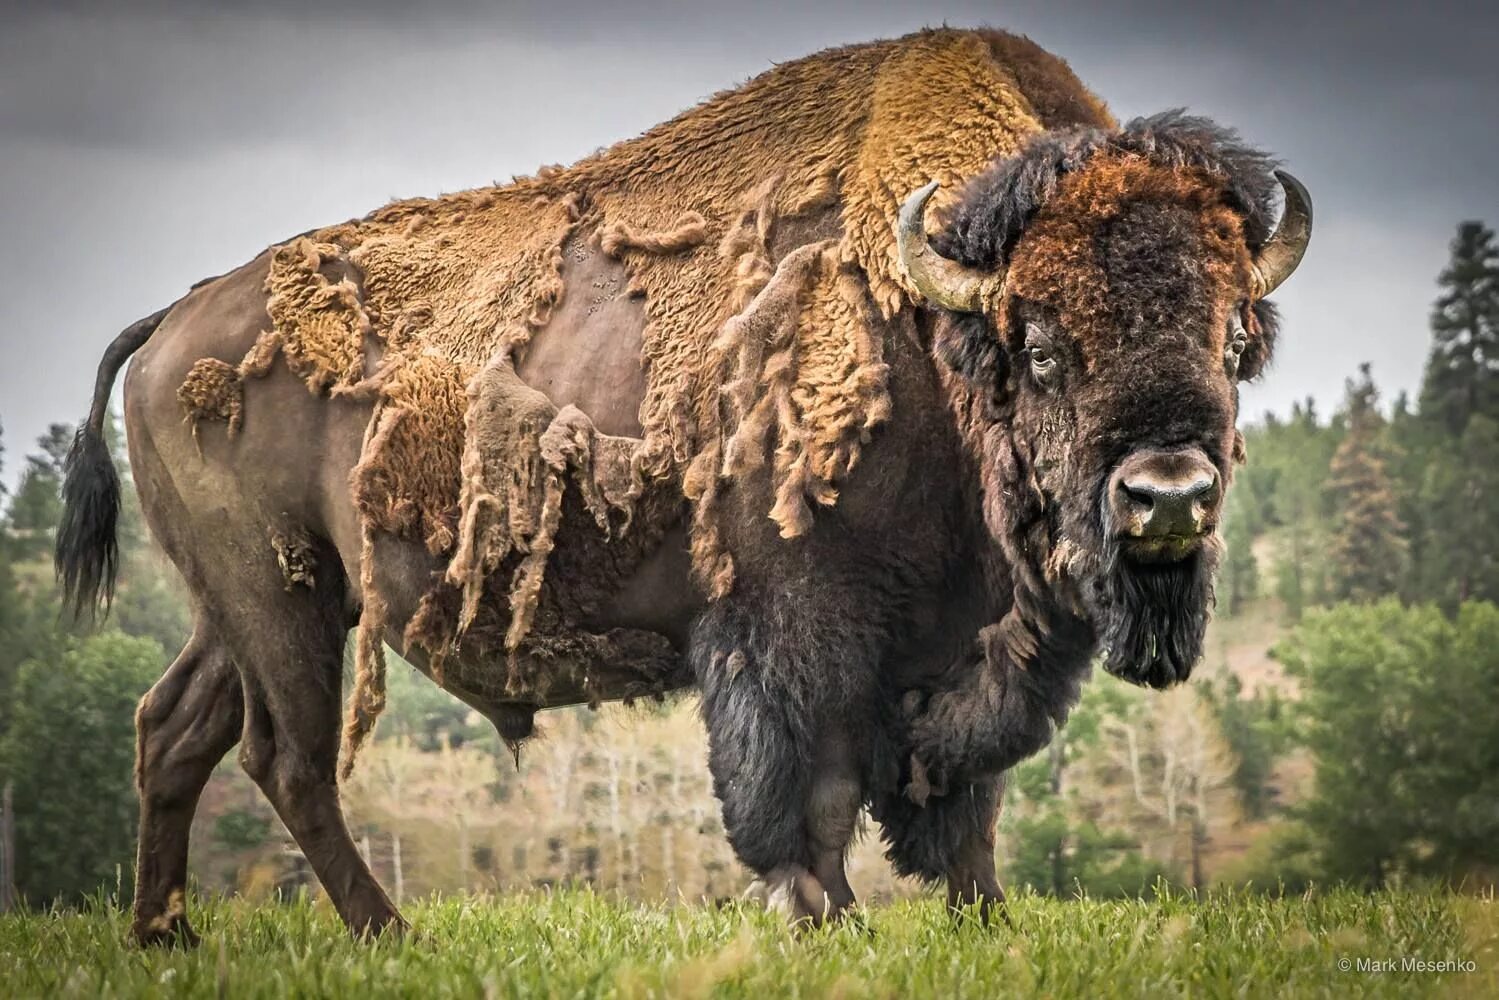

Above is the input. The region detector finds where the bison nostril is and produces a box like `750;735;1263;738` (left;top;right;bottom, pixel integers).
1194;478;1220;508
1121;483;1156;511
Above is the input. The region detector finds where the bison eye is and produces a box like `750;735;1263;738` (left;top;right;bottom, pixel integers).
1224;309;1250;378
1025;325;1059;388
1225;330;1248;378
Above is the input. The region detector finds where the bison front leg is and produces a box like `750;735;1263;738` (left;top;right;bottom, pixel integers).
871;774;1008;927
694;601;867;927
942;777;1008;926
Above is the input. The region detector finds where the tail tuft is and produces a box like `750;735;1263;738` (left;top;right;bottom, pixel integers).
54;305;171;620
55;425;122;620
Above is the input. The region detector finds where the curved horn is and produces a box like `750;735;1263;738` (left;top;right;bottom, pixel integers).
897;181;1001;313
1249;170;1313;299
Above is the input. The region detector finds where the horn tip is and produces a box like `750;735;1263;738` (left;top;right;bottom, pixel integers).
900;180;942;220
1273;169;1313;221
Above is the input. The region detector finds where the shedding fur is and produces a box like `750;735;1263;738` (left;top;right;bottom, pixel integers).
339;522;388;779
265;238;372;393
175;329;287;445
600;212;709;257
444;353;642;691
269;527;317;591
251;28;1068;561
176;359;243;442
184;28;1119;774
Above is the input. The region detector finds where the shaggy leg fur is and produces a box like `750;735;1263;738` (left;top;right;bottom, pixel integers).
871;774;1007;924
694;597;872;926
131;628;242;948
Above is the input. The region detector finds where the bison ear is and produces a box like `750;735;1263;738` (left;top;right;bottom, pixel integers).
933;312;1009;397
1238;299;1279;381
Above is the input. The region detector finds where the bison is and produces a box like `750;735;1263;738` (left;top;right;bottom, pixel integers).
55;28;1309;944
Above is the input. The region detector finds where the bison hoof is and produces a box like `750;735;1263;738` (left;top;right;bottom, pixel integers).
946;878;1011;930
748;865;853;929
348;910;410;941
131;916;201;950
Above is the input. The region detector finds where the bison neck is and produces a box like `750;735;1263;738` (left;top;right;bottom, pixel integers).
888;353;1102;790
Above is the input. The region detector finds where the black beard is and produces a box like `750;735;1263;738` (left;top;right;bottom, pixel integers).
1087;540;1219;689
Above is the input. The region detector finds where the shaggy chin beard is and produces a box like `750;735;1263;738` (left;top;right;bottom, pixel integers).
1085;537;1221;690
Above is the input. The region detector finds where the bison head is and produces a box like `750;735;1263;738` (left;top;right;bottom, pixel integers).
901;113;1311;689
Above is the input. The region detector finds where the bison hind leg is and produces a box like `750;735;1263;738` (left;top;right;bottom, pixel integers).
225;557;406;940
131;626;242;948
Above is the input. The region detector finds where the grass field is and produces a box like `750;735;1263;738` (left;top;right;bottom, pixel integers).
1;888;1494;998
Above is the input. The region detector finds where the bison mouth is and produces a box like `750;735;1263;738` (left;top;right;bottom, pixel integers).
1088;536;1219;690
1116;530;1211;565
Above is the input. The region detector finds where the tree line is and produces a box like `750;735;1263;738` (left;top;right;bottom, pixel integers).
1222;220;1499;617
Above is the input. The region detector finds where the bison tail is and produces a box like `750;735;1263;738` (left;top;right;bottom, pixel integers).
56;306;170;620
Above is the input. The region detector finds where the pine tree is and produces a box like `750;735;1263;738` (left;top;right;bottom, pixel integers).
1255;398;1339;620
5;424;72;559
1420;221;1499;436
0;425;17;734
1409;223;1499;606
1325;365;1407;603
1385;391;1439;602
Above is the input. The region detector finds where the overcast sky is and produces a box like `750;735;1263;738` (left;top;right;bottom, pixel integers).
2;0;1495;488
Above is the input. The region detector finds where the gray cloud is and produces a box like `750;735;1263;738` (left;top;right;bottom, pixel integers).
1;0;1496;486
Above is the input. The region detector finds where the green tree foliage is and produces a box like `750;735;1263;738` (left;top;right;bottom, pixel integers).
0;633;162;905
1389;224;1499;605
213;809;272;852
1219;499;1258;617
1277;600;1499;887
380;657;496;754
1202;674;1288;821
1412;414;1499;608
1234;401;1340;621
0;424;16;732
1420;221;1499;437
0;413;190;905
1003;684;1178;898
1324;366;1407;603
1214;819;1326;895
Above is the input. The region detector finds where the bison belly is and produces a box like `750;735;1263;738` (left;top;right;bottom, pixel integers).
392;230;700;731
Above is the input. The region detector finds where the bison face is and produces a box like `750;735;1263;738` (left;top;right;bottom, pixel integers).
903;115;1310;688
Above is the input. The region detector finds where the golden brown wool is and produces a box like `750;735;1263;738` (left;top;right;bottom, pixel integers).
180;28;1112;773
1003;156;1254;355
